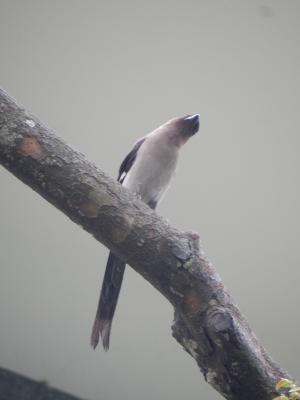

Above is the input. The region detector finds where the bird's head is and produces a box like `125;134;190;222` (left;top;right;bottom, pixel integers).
159;114;200;147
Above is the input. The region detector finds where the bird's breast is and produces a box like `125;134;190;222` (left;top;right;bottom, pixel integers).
122;144;178;205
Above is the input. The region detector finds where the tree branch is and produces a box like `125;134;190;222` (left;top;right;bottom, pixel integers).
0;88;294;400
0;367;82;400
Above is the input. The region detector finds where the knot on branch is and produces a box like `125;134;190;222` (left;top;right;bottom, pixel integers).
18;131;45;161
205;307;236;348
170;239;192;268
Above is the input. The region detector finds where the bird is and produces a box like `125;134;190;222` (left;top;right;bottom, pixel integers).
91;114;200;350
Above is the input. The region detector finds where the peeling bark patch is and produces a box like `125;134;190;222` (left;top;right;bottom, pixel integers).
184;289;204;314
78;188;113;218
107;214;134;243
79;201;99;218
89;188;113;208
19;134;44;160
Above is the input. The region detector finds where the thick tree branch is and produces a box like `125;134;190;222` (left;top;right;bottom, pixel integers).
0;89;295;400
0;367;82;400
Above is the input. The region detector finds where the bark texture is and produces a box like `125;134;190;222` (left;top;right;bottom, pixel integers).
0;367;82;400
0;89;294;400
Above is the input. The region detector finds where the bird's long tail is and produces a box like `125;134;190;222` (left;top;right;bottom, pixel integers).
91;252;126;351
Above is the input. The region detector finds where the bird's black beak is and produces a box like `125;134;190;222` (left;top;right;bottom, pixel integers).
184;114;200;135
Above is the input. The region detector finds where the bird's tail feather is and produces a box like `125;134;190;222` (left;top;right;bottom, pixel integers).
91;252;126;350
91;318;112;351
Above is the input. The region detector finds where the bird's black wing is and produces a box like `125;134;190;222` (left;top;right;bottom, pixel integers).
117;137;146;183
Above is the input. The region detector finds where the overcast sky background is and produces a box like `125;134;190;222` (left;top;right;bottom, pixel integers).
1;1;300;399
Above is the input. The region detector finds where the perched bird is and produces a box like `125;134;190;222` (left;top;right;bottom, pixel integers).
91;114;200;350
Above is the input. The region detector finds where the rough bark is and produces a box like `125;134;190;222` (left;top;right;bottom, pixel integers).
0;88;294;400
0;367;82;400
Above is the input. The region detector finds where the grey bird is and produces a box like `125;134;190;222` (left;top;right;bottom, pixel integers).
91;114;200;350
